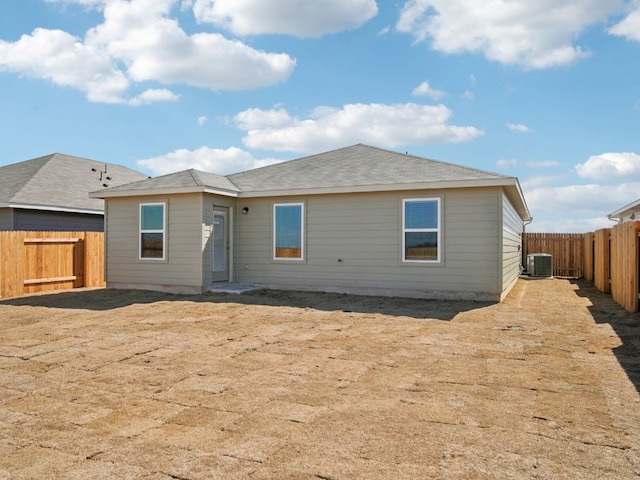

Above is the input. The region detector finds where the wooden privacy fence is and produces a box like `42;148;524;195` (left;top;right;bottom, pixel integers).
523;233;584;277
584;228;612;293
0;231;105;299
611;221;639;313
585;222;640;313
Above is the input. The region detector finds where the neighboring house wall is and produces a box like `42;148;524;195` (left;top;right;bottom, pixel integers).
105;194;206;293
235;187;503;300
12;209;104;232
0;208;13;230
501;191;524;298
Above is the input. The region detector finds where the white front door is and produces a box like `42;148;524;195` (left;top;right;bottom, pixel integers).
213;208;229;282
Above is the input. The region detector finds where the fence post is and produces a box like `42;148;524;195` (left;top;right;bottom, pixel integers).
0;232;24;298
84;231;106;288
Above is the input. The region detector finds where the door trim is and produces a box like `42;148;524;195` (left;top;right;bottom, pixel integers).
213;207;230;282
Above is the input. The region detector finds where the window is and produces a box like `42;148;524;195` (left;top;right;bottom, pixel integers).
403;198;440;262
140;202;165;259
274;203;303;260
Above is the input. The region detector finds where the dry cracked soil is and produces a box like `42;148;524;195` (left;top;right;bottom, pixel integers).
0;277;639;479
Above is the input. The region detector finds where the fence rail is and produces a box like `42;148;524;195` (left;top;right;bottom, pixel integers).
0;231;105;299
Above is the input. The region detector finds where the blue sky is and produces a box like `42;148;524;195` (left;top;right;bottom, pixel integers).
1;0;639;232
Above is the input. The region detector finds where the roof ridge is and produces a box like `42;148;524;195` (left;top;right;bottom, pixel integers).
187;169;201;186
359;143;511;179
16;154;57;201
188;168;242;191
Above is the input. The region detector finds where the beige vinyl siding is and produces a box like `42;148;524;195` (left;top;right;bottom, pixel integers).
501;191;524;297
105;194;205;291
236;188;503;300
0;208;14;230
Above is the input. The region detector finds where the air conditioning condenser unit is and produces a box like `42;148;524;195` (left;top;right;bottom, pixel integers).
527;253;553;277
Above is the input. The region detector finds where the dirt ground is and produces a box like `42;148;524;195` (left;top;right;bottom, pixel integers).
0;278;639;479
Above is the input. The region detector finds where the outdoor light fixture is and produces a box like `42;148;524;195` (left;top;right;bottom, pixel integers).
242;207;249;214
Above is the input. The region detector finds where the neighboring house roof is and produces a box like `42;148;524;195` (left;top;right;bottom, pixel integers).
0;153;149;214
92;144;531;221
608;198;640;221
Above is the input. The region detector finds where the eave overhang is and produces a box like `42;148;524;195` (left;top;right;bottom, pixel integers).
607;198;640;221
90;186;240;199
1;202;103;215
237;177;532;222
89;177;531;222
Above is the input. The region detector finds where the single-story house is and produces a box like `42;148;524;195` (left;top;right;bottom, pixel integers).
608;198;640;223
0;153;148;231
91;144;532;301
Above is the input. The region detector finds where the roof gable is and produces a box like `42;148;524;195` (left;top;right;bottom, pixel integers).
95;169;240;196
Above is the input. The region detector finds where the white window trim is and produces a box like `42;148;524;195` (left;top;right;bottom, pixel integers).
139;202;166;261
273;202;305;261
402;197;441;264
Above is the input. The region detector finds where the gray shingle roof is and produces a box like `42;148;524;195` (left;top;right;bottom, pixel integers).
0;153;148;212
229;144;508;192
91;144;529;221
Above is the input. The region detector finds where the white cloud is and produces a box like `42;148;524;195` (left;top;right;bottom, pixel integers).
136;146;282;176
0;0;296;104
128;88;179;106
496;159;517;169
233;103;484;153
197;115;208;126
396;0;621;69
192;0;378;37
0;28;130;104
520;174;568;188
608;5;640;42
575;152;640;180
527;217;614;234
526;160;559;168
234;108;294;130
412;81;445;100
507;123;532;133
45;0;106;6
87;0;296;91
524;181;640;217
